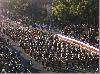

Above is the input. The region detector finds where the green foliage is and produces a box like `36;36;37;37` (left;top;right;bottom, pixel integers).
51;0;98;25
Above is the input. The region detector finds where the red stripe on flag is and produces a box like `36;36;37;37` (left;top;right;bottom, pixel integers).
58;35;99;55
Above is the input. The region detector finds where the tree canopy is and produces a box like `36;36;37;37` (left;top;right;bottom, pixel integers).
51;0;99;26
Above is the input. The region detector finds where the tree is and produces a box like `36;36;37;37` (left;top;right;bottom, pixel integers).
51;0;98;26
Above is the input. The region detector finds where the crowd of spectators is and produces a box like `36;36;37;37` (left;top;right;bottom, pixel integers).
1;9;99;49
3;26;99;73
0;3;99;73
0;8;99;72
0;9;99;73
0;36;30;73
62;24;99;48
